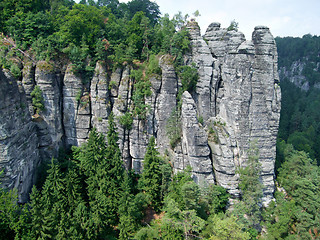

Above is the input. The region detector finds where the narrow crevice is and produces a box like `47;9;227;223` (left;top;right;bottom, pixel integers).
214;65;223;116
207;143;216;183
58;71;67;148
152;75;162;138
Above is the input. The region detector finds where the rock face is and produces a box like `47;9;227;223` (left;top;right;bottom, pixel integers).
0;69;40;202
0;21;280;204
200;23;281;204
63;65;91;146
34;61;64;161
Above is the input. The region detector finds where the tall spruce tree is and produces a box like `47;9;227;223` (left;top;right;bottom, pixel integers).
104;112;125;226
78;114;124;237
139;136;162;211
36;160;66;239
118;172;137;240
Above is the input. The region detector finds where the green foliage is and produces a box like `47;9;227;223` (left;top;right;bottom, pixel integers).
277;76;320;164
208;126;219;143
232;142;263;235
119;112;133;130
30;85;45;114
9;63;21;79
178;63;199;92
263;191;297;240
139;136;163;211
131;67;152;120
166;107;182;148
0;188;18;239
227;19;239;31
145;54;161;77
6;11;53;50
264;142;320;239
204;215;250;240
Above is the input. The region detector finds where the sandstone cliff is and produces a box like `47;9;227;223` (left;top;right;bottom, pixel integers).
0;21;281;204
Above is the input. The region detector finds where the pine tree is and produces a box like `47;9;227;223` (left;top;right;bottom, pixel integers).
139;136;162;211
79;114;125;237
118;172;137;240
104;112;125;226
37;159;66;239
28;186;42;239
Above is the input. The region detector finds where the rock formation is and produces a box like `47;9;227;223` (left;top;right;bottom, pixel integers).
0;21;281;204
0;69;40;202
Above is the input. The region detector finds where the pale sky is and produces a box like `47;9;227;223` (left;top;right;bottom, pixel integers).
119;0;320;40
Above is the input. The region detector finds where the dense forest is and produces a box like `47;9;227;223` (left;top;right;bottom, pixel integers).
0;0;320;239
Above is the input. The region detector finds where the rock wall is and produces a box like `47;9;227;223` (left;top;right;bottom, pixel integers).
0;21;280;204
0;69;40;202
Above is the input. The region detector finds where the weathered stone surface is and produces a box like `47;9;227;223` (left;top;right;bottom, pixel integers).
34;61;64;161
21;62;36;115
203;23;281;204
278;60;309;91
0;69;40;202
91;62;111;135
180;91;214;183
186;21;214;122
156;55;178;154
63;65;91;147
112;66;133;169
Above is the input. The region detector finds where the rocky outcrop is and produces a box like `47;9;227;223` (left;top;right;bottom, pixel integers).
278;60;309;91
0;69;40;202
200;23;280;204
0;21;280;204
63;65;91;147
180;92;214;183
34;61;64;160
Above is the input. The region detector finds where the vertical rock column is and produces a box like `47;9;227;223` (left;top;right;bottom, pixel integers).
91;62;111;135
63;65;91;147
112;67;133;169
186;21;214;121
0;69;40;202
21;61;36;115
181;91;214;183
251;26;281;204
155;55;179;154
34;61;63;160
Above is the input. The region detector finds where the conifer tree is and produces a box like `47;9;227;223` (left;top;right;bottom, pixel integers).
118;172;137;240
38;160;66;239
78;114;125;237
29;186;43;239
104;112;125;226
139;136;162;211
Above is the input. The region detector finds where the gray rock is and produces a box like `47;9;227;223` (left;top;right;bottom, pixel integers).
181;91;215;183
91;62;111;135
0;69;40;202
203;22;281;204
34;61;63;161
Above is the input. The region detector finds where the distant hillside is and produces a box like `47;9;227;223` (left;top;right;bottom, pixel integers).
276;35;320;165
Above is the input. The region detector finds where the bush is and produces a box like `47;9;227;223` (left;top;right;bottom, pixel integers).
178;63;199;93
119;112;133;130
166;108;182;149
10;63;21;79
30;85;45;114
